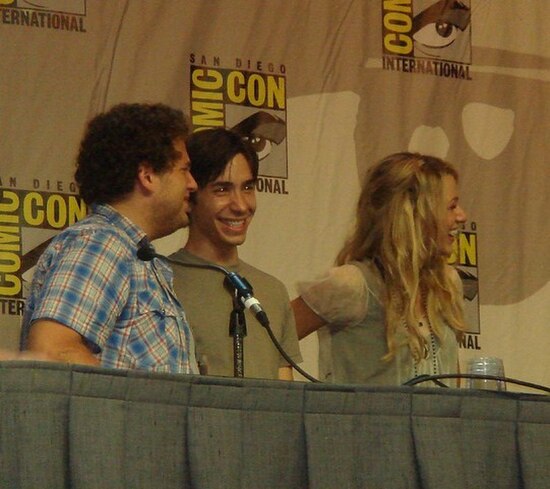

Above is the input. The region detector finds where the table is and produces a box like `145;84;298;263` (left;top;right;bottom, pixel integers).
0;362;548;488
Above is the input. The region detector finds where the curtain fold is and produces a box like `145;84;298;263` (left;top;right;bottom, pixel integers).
0;363;548;488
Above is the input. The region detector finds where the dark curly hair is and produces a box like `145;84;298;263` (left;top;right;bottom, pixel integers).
75;103;190;205
186;127;259;189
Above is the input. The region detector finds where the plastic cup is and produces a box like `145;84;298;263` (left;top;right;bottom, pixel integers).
466;357;506;391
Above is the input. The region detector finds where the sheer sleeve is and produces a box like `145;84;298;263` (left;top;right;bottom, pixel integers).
296;264;369;329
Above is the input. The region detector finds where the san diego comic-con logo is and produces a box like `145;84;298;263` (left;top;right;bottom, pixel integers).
0;0;87;33
449;224;481;349
0;183;86;316
189;54;289;195
381;0;472;80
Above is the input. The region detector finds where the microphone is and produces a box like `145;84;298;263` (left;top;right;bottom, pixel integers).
223;274;268;328
136;243;157;262
136;242;269;328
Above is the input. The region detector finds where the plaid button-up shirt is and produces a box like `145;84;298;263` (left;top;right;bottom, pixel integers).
22;204;198;374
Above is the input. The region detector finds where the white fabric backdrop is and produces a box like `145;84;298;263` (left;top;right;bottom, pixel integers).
1;0;548;389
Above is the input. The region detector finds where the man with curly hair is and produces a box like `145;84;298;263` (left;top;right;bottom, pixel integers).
20;103;200;374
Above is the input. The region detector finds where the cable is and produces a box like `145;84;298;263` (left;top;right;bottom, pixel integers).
403;373;550;394
259;317;321;383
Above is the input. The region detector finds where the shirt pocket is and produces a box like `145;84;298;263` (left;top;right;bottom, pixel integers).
137;288;179;322
123;289;180;370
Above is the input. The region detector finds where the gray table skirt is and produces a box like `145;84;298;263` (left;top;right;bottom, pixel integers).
0;362;548;489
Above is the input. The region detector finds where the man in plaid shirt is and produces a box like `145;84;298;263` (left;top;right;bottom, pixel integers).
20;103;199;374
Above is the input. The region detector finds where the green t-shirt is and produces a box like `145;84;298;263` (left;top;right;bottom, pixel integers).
171;249;302;380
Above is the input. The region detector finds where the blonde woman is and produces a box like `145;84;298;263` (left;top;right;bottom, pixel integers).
292;152;467;385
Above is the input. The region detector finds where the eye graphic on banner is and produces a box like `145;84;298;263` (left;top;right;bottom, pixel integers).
9;0;85;13
231;111;286;161
411;0;471;60
381;0;472;80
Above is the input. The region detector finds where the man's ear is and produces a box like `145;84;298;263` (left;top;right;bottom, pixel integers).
136;162;156;192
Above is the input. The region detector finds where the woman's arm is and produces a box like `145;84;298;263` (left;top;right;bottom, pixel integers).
291;296;327;340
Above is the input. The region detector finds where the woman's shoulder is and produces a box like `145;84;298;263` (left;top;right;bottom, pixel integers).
329;262;367;283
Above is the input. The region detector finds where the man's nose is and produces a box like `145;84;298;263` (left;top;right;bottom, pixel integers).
230;190;248;210
187;172;198;192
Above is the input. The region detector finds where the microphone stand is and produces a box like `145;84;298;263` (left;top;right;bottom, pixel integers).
229;288;247;377
175;258;251;378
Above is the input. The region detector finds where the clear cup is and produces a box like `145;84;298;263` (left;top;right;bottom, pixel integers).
466;357;506;391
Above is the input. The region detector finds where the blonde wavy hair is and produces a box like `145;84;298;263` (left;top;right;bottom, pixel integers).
336;152;465;361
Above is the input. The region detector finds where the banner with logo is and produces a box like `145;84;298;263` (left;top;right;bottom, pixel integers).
1;0;548;390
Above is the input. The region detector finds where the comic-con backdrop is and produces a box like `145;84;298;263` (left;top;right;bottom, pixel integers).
1;0;548;388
